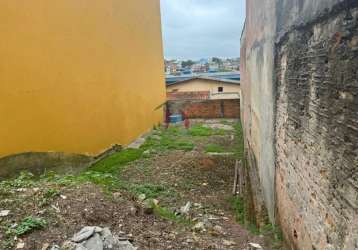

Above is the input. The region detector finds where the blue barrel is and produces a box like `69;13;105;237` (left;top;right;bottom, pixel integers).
170;114;183;123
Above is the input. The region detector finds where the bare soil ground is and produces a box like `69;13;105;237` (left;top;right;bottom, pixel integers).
0;119;285;250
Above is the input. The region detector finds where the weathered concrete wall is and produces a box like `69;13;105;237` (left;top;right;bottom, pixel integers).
241;0;358;249
240;0;277;224
167;99;240;119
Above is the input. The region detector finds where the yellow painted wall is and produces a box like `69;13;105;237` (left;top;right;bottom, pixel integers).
0;0;166;158
167;79;241;94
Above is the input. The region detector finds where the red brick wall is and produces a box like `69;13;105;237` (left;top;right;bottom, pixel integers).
167;99;240;119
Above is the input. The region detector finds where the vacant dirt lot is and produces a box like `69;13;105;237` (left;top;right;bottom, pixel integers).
0;120;284;250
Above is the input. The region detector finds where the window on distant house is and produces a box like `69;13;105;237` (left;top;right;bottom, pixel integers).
218;87;223;93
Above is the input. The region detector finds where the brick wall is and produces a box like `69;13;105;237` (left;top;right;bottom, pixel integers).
167;99;240;119
275;5;358;249
241;1;358;249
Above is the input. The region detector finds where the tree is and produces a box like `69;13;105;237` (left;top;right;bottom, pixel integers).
212;57;223;65
182;60;195;68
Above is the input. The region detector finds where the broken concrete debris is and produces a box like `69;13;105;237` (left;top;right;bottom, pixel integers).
248;242;263;250
66;226;137;250
179;201;192;215
0;210;10;217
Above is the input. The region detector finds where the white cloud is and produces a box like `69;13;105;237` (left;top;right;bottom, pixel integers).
160;0;246;59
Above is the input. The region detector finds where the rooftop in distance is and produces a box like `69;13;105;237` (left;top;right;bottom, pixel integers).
166;71;240;85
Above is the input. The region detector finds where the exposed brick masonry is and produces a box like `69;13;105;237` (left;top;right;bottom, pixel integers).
275;5;358;250
167;99;240;119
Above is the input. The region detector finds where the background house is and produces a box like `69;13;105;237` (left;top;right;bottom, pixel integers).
0;0;165;172
167;77;241;100
166;77;241;119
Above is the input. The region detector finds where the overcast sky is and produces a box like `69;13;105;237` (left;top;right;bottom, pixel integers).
160;0;246;60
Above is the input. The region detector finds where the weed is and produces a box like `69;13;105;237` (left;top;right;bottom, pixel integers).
0;172;35;191
234;122;245;160
261;223;284;248
13;216;47;236
229;196;246;224
150;202;192;226
39;188;60;207
205;144;226;153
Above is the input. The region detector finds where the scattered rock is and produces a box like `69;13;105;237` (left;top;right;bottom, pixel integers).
112;192;122;200
67;226;137;250
142;199;154;214
152;199;159;206
212;225;225;235
50;245;60;250
16;241;25;249
248;242;263;250
62;241;77;250
72;226;96;243
41;243;50;250
137;194;146;201
51;205;60;213
60;195;67;200
129;206;138;216
84;233;103;250
75;245;87;250
223;240;236;246
0;210;10;217
117;240;137;250
192;222;206;232
180;202;191;215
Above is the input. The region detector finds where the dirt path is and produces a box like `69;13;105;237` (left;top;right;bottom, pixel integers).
0;120;284;250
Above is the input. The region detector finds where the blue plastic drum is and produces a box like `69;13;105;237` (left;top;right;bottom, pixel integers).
170;114;183;123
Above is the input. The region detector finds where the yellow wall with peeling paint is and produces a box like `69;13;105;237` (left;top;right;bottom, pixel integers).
0;0;165;157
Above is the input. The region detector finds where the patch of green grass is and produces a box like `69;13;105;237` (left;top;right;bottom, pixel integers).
189;125;214;136
189;125;226;136
205;144;226;153
12;216;47;236
77;171;121;192
151;203;193;226
126;183;176;199
142;134;194;152
89;148;143;173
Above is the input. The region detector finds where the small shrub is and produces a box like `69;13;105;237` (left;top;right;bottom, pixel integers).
14;217;47;236
39;188;60;206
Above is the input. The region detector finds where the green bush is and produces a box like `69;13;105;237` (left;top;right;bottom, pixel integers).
13;217;47;236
